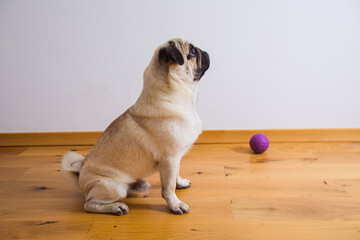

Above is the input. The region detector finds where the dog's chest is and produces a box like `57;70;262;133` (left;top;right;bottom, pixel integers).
157;110;202;155
173;111;202;144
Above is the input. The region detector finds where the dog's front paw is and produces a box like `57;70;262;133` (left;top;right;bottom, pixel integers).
176;178;191;189
169;201;190;215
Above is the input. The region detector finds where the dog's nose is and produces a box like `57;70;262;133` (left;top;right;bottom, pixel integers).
201;50;210;72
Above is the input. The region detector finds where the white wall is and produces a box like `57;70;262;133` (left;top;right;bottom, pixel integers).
1;0;359;132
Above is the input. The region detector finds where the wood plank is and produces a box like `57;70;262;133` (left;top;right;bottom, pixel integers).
85;220;360;240
0;167;29;181
1;128;360;146
0;155;62;168
0;220;91;240
19;146;92;157
174;179;351;199
231;197;360;221
0;147;28;158
334;179;360;198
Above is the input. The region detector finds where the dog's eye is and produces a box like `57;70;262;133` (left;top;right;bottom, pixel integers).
189;47;197;58
169;41;175;47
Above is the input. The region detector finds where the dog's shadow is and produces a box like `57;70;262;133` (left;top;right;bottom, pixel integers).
125;185;171;214
129;202;170;214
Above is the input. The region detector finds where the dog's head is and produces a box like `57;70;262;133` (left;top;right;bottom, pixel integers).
156;38;210;84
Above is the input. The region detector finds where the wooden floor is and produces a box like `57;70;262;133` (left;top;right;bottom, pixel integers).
1;142;360;239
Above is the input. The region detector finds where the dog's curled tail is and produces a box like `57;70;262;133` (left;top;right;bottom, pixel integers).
60;151;85;189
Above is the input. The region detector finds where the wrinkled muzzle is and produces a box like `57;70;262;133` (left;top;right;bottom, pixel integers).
194;49;210;81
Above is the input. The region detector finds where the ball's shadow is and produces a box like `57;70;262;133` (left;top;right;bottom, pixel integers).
230;146;253;154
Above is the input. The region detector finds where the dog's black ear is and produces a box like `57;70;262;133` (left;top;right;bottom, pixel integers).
158;46;184;66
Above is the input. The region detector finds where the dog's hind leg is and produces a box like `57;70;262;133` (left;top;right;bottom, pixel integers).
84;179;129;216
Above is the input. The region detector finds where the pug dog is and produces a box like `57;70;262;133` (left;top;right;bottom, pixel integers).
61;38;210;215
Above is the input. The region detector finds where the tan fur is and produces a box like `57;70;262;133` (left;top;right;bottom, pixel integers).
61;38;209;215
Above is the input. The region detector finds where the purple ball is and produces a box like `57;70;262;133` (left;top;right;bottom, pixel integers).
249;134;269;154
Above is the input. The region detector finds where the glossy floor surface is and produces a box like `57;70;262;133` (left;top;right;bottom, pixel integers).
1;142;360;239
